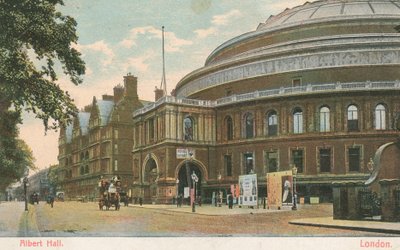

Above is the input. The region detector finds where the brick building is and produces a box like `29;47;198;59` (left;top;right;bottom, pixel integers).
58;74;145;199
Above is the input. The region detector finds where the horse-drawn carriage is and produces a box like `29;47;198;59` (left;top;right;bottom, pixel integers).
98;176;121;211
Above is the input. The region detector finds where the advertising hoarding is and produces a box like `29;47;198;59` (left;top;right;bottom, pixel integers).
266;170;293;209
238;174;257;206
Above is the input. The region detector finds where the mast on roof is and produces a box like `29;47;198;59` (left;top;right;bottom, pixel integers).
160;26;167;96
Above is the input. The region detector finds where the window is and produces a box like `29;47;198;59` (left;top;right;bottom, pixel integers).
148;118;155;141
293;108;303;134
267;111;278;136
225;116;233;140
244;113;254;139
224;155;232;176
292;149;304;173
347;105;359;131
348;147;360;172
184;116;194;141
319;148;331;173
320;106;330;132
114;129;119;139
374;104;386;130
265;151;278;173
114;144;118;154
292;78;302;87
85;165;89;174
114;160;118;171
244;153;254;174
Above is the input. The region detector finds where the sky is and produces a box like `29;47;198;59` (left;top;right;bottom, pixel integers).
18;0;306;172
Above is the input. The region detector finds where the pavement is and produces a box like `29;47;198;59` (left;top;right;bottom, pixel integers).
1;201;399;236
130;203;400;235
129;203;290;215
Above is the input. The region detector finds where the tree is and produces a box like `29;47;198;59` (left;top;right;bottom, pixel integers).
0;0;85;130
0;0;85;189
47;164;59;193
0;129;36;191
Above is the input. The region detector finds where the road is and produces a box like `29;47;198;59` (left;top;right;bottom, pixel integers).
8;201;395;237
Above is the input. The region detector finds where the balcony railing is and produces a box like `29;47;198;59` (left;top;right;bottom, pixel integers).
133;81;400;117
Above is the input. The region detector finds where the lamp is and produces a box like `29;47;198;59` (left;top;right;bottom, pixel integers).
217;173;222;207
191;172;198;212
292;165;298;211
176;178;179;207
23;177;28;211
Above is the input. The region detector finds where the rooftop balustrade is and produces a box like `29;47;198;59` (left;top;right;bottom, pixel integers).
133;81;400;117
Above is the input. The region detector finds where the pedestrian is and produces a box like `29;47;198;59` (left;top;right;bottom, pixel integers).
139;197;143;206
178;195;182;207
228;194;233;209
124;195;129;207
49;195;54;208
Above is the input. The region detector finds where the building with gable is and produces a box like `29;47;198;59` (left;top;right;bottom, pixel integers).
58;74;145;199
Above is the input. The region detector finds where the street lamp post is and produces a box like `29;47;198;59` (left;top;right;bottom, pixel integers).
176;178;179;207
191;171;198;213
217;173;222;207
23;177;28;211
292;166;298;211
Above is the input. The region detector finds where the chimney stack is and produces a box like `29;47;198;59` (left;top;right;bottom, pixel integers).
113;84;124;103
154;87;164;101
123;73;139;100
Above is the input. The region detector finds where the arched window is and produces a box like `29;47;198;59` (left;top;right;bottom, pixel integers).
347;105;359;131
243;112;254;139
375;104;386;130
225;116;233;140
320;106;330;132
267;111;278;136
293;108;303;134
184;116;194;141
80;152;84;162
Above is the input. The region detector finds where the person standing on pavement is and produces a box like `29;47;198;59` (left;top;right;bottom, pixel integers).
228;193;233;209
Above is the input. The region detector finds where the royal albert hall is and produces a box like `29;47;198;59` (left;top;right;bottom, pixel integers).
131;0;400;204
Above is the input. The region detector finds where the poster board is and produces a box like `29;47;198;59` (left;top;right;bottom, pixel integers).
266;170;292;209
238;174;257;206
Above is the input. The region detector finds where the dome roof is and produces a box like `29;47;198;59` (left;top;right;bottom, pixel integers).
175;0;400;99
258;0;400;31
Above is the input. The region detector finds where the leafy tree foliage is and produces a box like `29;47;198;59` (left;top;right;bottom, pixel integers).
0;110;35;190
0;0;85;130
47;164;59;192
0;0;85;189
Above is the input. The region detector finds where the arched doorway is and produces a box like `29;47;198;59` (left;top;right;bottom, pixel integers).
143;157;158;203
177;161;202;199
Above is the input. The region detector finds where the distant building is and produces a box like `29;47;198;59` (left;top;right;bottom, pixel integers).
27;168;50;200
132;0;400;204
57;75;145;199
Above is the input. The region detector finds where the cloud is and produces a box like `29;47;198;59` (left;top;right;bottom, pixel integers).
76;40;115;67
119;26;192;53
164;31;193;52
194;27;218;39
212;9;243;26
194;9;243;39
123;50;157;72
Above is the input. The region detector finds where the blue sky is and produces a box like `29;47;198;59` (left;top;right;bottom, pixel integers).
19;0;306;171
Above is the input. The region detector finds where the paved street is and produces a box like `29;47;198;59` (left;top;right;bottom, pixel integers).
0;202;24;237
1;200;397;237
